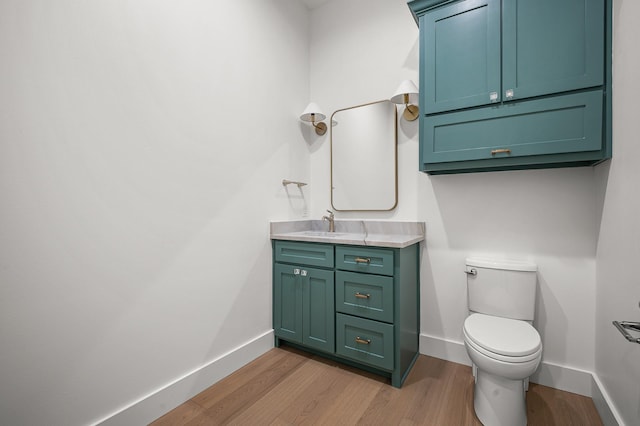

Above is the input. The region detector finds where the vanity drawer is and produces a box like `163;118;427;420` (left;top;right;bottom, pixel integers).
336;271;393;323
336;246;394;276
336;313;394;371
274;241;334;268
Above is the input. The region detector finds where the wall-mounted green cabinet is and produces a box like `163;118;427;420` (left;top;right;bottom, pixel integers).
409;0;612;174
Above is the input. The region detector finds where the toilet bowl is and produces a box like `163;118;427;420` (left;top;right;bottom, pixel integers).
463;313;542;426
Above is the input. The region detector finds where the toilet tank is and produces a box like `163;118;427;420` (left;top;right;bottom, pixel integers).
466;257;538;321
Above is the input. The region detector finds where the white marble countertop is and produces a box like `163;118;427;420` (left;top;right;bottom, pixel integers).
270;220;425;248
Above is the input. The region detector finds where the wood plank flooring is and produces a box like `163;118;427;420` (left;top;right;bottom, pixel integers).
150;346;602;425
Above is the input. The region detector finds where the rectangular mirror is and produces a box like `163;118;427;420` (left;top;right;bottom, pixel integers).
330;100;397;211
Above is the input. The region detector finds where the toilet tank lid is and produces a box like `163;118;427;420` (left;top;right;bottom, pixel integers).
466;257;537;272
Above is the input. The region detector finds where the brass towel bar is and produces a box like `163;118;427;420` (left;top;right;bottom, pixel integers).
282;179;307;188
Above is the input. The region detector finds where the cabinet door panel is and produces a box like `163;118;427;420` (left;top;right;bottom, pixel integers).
303;267;335;353
422;90;603;164
502;0;604;101
422;0;501;114
274;264;302;343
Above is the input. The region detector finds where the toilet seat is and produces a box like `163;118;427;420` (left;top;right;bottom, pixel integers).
464;313;542;363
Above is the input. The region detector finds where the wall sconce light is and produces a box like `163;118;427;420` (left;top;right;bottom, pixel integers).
390;80;419;121
300;102;327;135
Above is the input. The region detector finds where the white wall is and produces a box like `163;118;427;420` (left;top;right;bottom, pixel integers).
595;0;640;424
0;1;310;425
309;0;598;388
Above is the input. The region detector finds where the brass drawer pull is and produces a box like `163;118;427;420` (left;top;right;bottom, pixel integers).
491;148;511;155
355;337;371;345
354;292;371;299
354;257;371;264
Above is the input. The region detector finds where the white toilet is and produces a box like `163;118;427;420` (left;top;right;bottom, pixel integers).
463;258;542;426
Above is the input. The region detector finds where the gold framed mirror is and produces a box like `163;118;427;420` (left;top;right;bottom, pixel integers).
330;100;398;211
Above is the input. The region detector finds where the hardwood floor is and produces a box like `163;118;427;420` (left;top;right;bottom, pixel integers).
150;346;602;425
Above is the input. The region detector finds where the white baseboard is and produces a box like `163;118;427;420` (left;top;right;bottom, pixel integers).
419;332;472;367
93;330;274;426
420;333;592;396
530;359;594;397
591;373;624;426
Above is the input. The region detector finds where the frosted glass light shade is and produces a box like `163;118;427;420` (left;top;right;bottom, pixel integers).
390;80;419;105
300;102;326;122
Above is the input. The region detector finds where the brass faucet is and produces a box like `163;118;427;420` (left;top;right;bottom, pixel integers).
322;210;335;232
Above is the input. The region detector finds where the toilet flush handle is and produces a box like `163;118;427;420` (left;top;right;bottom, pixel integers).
465;268;477;276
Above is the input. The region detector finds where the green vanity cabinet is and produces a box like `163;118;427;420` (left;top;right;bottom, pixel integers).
409;0;612;174
273;240;420;388
273;242;335;354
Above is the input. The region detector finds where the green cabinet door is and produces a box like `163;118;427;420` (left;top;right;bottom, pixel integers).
274;263;303;343
421;0;501;114
302;267;335;353
274;263;334;354
502;0;604;102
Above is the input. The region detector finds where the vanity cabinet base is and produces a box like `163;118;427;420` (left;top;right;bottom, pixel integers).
273;240;420;388
274;338;420;388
